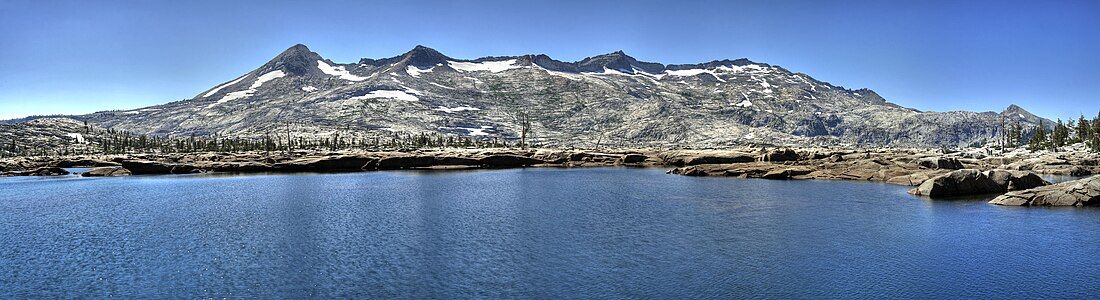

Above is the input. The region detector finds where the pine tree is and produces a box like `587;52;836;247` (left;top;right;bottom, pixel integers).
1028;121;1047;151
1067;119;1080;144
1051;119;1069;150
1091;112;1100;152
1010;121;1023;148
1077;115;1092;143
999;115;1006;150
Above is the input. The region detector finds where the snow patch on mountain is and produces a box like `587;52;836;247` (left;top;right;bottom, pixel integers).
583;67;630;76
317;60;367;81
212;91;253;107
461;126;492;136
206;71;286;108
664;68;727;82
65;133;86;143
429;82;454;89
721;64;768;73
203;75;248;97
736;100;753;107
449;60;520;73
250;70;285;89
301;86;318;92
433;106;480;113
350;90;419;102
406;65;436;77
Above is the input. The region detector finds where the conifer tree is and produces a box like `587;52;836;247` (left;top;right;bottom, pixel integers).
1077;115;1091;143
1051;119;1069;150
1028;121;1047;151
1009;121;1023;148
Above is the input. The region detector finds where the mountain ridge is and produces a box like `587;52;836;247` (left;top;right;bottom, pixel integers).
4;44;1056;148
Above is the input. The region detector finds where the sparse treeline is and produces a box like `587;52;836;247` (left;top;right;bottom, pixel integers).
994;111;1100;152
0;126;524;158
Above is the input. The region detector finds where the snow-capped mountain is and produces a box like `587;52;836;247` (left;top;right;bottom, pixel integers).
61;44;1052;147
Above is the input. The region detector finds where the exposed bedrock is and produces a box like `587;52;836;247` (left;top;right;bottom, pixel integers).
990;176;1100;206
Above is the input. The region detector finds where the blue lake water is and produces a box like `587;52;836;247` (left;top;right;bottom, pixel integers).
1;168;1098;299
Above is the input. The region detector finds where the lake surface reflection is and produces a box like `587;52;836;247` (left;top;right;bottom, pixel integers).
1;168;1097;298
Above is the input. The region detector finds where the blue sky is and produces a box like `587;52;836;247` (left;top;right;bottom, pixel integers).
1;0;1098;120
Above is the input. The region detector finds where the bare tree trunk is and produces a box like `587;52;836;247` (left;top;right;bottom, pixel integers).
515;110;531;149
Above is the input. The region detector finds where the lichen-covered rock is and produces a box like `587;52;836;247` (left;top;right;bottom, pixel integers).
990;176;1100;206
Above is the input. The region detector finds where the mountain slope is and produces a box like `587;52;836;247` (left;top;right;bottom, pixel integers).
65;44;1051;148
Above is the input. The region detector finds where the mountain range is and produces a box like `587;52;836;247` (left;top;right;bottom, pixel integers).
4;44;1054;148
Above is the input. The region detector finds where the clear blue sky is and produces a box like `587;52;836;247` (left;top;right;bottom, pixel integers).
1;0;1098;120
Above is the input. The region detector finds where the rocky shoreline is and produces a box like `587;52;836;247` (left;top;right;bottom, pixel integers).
2;147;1098;207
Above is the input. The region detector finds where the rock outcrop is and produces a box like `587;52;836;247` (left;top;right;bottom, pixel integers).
909;170;1005;197
81;166;132;177
8;167;70;176
909;169;1048;198
118;160;176;175
918;157;964;170
0;147;1094;210
661;152;757;166
994;174;1100;205
55;158;120;168
619;154;648;164
478;155;543;168
376;156;437;169
761;167;814;179
760;149;800;162
990;176;1100;206
273;155;377;172
984;169;1048;191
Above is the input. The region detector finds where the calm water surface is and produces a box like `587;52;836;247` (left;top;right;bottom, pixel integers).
1;168;1098;299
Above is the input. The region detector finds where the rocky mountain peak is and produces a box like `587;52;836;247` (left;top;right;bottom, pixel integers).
398;45;452;67
257;44;326;76
1002;104;1053;126
1003;104;1034;117
577;50;664;74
